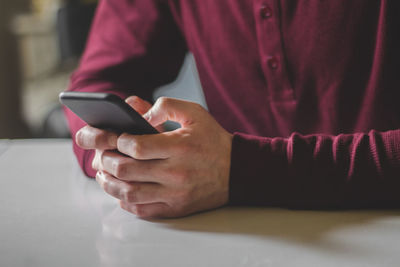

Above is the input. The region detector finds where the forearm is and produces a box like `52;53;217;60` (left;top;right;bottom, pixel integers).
64;0;187;177
229;130;400;208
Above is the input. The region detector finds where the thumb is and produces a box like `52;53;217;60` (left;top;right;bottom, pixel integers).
125;96;152;115
143;97;201;127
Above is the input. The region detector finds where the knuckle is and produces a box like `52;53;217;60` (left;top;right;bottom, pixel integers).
173;129;195;152
130;139;145;159
135;205;148;218
177;139;196;155
157;97;171;109
169;192;191;215
171;170;186;184
92;150;103;170
114;160;128;178
125;184;140;203
91;157;97;170
171;168;191;185
93;131;106;146
191;142;204;155
192;102;204;112
120;186;134;203
177;190;192;204
101;177;111;192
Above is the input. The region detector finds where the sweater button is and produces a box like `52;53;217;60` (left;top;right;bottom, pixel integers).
267;56;279;69
260;5;273;19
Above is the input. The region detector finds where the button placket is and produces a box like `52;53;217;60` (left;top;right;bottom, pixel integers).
254;0;294;101
260;4;273;19
267;56;279;70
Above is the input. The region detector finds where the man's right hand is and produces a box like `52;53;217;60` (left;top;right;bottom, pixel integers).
75;96;232;219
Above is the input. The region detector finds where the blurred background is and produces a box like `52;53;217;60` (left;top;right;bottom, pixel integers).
0;0;205;139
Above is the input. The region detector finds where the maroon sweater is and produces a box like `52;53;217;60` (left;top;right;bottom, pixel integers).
65;0;400;208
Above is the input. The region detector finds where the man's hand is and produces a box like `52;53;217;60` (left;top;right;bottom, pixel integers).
76;96;233;218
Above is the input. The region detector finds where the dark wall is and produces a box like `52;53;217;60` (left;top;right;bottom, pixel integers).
0;0;30;138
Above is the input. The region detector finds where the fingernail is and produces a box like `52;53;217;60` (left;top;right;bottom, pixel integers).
96;171;104;184
126;96;137;102
143;112;150;121
117;137;130;153
75;130;84;146
125;96;138;106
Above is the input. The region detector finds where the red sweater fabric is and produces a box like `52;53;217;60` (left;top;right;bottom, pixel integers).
65;0;400;208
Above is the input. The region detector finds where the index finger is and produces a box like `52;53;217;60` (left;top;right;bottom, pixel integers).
117;131;181;160
76;125;118;150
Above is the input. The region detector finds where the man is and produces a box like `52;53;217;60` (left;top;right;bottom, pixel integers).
65;0;400;218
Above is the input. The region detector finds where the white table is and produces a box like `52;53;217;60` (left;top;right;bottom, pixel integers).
1;140;400;267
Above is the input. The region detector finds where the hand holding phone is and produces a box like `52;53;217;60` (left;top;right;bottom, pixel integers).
59;92;158;135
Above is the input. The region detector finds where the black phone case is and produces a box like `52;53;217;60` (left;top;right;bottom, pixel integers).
59;92;158;135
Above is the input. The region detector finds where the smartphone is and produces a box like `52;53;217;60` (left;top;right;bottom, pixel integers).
59;92;158;135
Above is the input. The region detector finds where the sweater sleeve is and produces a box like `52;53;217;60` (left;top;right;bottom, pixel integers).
64;0;187;177
229;130;400;208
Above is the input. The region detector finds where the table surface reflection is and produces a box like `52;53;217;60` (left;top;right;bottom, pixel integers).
1;139;400;267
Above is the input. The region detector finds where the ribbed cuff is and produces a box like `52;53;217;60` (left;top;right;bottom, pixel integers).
229;132;289;206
